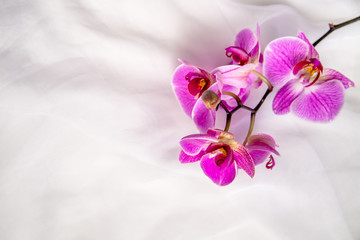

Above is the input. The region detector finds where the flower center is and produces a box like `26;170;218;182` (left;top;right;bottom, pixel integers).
206;143;230;169
292;58;323;87
216;159;225;166
225;46;249;65
185;71;211;98
215;147;227;166
218;147;227;157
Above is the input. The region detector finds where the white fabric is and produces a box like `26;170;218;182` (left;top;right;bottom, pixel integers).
1;0;359;239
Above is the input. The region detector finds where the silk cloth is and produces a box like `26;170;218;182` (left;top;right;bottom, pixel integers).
1;0;359;239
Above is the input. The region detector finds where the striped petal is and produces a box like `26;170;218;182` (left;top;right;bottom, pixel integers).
272;80;304;115
292;80;345;122
264;37;309;86
233;144;255;178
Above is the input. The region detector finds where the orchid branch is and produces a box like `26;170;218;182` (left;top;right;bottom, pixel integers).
219;102;232;132
218;71;273;144
243;71;273;145
313;16;360;47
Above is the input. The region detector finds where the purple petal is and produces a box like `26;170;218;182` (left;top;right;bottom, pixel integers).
249;150;270;166
273;80;304;115
205;144;234;171
297;31;319;59
225;46;249;65
248;24;261;62
206;128;232;139
246;134;279;154
200;153;237;186
180;133;217;155
172;64;200;117
235;28;257;53
321;68;355;89
192;98;216;133
249;42;259;62
246;134;279;165
292;80;345;122
179;150;204;163
264;37;309;86
232;144;255;178
249;64;263;86
212;65;252;89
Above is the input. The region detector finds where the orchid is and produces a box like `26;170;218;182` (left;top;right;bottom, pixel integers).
263;31;355;121
226;25;261;66
179;129;279;186
172;61;254;132
172;17;358;186
224;25;264;104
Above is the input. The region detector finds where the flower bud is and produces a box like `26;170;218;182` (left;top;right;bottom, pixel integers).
201;90;220;110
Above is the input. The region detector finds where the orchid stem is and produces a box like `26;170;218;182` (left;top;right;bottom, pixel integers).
243;112;256;145
222;91;242;105
219;102;232;132
313;16;360;47
225;112;232;132
218;70;273;144
243;71;273;145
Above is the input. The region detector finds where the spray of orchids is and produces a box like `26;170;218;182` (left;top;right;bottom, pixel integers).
172;16;359;186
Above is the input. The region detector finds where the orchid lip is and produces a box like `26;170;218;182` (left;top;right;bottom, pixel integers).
225;46;249;65
292;58;324;87
185;71;211;98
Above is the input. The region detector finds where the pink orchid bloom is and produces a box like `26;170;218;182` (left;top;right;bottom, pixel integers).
179;129;279;186
224;24;264;104
172;61;253;133
226;24;262;66
263;31;355;122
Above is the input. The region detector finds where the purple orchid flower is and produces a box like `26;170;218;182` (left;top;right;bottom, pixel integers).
172;61;253;133
224;24;264;104
263;31;355;121
226;24;262;66
179;129;279;186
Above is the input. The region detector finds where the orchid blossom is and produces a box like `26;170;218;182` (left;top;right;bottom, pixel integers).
179;129;279;186
226;24;262;66
172;60;254;132
263;31;355;121
224;25;264;105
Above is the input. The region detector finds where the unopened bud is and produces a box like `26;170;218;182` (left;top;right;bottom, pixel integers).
201;90;220;110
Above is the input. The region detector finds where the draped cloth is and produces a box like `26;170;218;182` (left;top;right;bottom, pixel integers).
0;0;359;239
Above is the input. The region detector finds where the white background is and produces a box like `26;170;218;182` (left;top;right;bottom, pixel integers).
0;0;359;239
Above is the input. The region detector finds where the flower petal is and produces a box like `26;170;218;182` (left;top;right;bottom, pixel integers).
172;64;200;117
246;134;279;165
180;133;217;155
246;134;279;154
249;63;263;88
292;80;345;122
212;65;252;89
200;153;237;186
297;31;319;59
249;150;271;166
248;24;261;62
192;98;216;133
225;46;249;65
232;144;255;178
235;28;257;53
321;68;355;89
206;128;231;139
264;37;309;86
272;80;304;115
179;150;204;163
